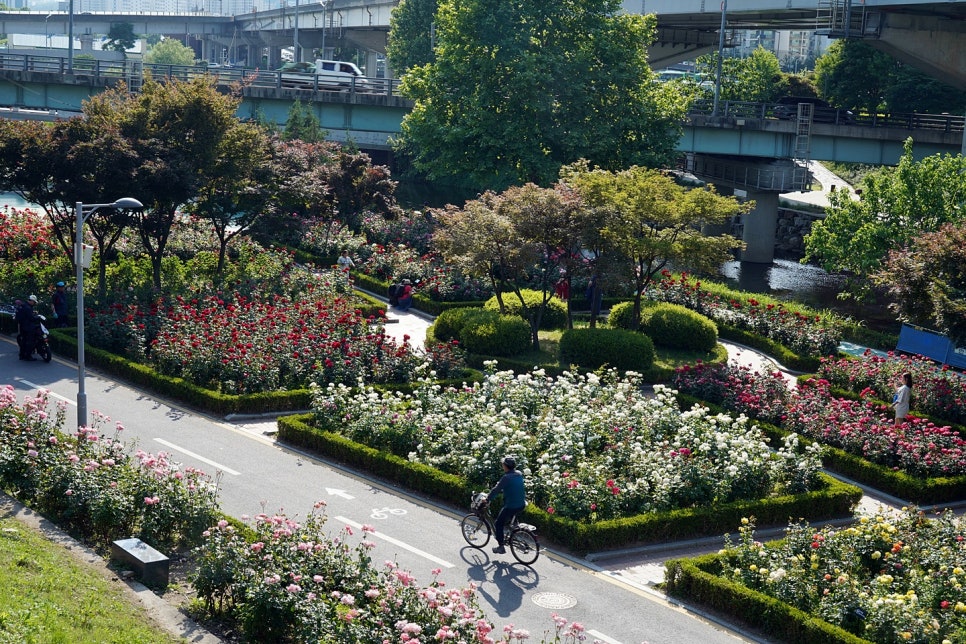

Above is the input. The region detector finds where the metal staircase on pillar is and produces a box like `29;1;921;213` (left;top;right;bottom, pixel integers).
816;0;881;38
792;103;813;191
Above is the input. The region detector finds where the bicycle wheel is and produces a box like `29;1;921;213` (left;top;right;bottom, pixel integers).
509;529;539;565
460;514;491;547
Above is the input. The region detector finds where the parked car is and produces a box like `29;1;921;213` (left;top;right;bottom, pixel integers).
773;96;854;124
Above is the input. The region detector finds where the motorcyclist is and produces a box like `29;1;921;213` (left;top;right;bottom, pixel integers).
16;295;42;361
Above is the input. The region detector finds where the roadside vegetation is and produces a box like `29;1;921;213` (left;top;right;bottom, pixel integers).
0;510;184;643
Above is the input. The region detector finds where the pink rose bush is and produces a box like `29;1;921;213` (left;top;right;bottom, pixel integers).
721;509;966;643
674;362;966;478
0;385;219;550
820;351;966;426
647;271;841;358
312;365;822;522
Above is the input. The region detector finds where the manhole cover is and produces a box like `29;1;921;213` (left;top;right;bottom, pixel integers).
532;591;577;610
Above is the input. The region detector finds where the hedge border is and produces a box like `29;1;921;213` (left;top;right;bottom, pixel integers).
665;553;871;644
676;392;966;505
276;413;861;554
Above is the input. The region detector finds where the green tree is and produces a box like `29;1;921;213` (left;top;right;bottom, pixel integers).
814;40;897;112
189;122;274;276
103;22;137;55
386;0;437;75
697;49;786;103
563;162;748;327
144;37;196;66
283;100;326;143
396;0;686;190
873;223;966;343
805;139;966;299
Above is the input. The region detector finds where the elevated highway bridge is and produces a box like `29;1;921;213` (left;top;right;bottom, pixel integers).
1;0;965;87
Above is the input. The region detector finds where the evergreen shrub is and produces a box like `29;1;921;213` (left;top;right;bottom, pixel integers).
461;311;532;357
484;290;567;330
641;303;717;352
559;328;655;372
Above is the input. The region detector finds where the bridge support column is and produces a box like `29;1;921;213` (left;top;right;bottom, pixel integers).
738;189;779;264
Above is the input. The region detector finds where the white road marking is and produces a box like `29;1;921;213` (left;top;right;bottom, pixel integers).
588;630;622;644
325;487;354;500
153;438;241;476
336;515;454;568
16;379;74;404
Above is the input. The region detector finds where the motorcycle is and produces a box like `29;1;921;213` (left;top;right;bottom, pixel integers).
16;314;52;363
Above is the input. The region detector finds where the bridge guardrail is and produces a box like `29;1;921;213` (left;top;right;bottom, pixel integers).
0;52;404;98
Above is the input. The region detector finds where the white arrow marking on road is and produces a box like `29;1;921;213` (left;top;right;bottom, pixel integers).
325;488;354;500
17;379;74;404
154;438;241;476
587;630;621;644
336;515;454;568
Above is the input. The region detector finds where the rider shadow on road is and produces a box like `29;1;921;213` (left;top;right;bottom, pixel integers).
461;547;539;618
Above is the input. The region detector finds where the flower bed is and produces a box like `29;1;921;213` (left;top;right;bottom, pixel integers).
0;385;219;551
646;271;841;360
312;366;824;523
668;509;966;644
820;351;966;427
673;362;966;502
84;268;463;395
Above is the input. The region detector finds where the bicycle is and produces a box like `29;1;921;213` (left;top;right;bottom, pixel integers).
459;492;540;565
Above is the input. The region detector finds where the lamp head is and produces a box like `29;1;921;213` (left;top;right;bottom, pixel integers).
112;197;143;209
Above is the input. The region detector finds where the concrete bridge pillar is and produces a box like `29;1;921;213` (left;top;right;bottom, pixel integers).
736;189;779;264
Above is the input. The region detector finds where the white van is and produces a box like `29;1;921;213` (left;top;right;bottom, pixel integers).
278;60;370;91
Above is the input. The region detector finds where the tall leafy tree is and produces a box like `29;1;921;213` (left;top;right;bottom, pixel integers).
396;0;687;190
873;223;966;343
805;139;966;299
698;48;785;103
144;38;196;66
386;0;438;75
283;100;326;143
814;40;898;112
103;23;138;55
563;162;748;327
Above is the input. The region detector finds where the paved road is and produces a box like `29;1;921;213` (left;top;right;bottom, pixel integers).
0;333;759;644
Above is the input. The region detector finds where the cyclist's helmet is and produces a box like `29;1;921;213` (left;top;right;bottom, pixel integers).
502;456;516;470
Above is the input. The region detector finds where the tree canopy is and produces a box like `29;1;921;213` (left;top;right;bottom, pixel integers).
804;140;966;299
873;223;966;343
103;23;137;55
395;0;688;191
386;0;437;76
144;37;196;66
697;48;786;103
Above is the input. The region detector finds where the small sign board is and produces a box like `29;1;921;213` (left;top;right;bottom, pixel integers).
896;324;966;370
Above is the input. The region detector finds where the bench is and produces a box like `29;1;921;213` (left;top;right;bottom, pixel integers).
111;538;169;587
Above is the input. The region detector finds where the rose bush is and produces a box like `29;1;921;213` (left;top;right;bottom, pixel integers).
720;509;966;643
820;351;966;426
0;385;219;551
311;365;823;522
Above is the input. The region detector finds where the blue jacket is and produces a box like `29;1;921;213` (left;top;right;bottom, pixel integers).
488;469;525;510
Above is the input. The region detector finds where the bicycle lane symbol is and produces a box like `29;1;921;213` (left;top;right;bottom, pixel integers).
370;507;407;520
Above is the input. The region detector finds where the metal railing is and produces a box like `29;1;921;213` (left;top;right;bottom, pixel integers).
0;52;405;98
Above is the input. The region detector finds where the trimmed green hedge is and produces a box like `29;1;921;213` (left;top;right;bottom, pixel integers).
350;272;485;317
717;322;819;373
277;413;861;554
640;303;717;352
484;290;568;330
559;327;655;373
665;554;871;644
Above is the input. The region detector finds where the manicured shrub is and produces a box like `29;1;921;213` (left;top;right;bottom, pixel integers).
430;307;486;342
484;290;567;330
607;301;638;330
641;303;717;352
559;328;655;372
461;310;532;357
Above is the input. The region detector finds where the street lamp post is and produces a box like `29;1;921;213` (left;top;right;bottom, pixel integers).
294;0;301;63
712;0;727;118
74;198;143;429
320;0;328;59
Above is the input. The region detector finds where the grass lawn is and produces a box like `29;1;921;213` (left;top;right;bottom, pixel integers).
0;512;184;644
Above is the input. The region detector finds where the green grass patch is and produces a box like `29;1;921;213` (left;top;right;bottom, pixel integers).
0;512;183;643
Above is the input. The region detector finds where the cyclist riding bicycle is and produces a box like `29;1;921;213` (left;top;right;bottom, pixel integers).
486;456;526;555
